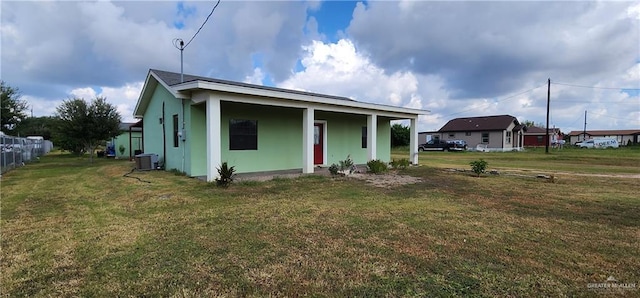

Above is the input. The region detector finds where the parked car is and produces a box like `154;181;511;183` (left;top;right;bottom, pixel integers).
418;139;465;151
575;138;619;149
447;140;468;150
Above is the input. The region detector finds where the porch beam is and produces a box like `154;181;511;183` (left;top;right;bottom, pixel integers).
302;108;314;174
410;118;418;165
206;97;222;182
367;114;377;160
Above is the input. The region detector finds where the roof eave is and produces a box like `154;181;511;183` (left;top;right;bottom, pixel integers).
174;80;429;117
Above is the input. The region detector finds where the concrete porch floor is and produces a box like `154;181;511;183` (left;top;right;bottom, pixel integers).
196;166;334;182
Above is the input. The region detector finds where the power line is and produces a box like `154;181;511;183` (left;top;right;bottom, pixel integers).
173;0;221;83
554;99;637;103
183;0;221;49
552;82;640;91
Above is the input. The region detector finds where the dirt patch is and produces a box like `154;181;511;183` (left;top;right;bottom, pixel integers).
349;172;423;188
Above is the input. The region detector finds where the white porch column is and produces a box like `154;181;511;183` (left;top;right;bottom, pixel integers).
302;108;314;174
410;118;418;165
206;97;222;182
367;114;377;160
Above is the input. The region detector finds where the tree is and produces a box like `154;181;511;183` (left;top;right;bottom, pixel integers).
55;97;121;161
522;120;545;128
1;81;29;134
13;116;57;140
391;123;410;147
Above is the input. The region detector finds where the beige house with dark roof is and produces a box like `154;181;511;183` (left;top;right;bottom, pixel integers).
422;115;527;151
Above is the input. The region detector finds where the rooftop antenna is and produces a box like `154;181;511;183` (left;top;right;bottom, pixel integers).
173;38;186;83
172;0;221;83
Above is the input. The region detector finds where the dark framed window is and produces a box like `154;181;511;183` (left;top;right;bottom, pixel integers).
229;119;257;150
449;133;455;138
482;132;489;143
173;114;179;147
465;132;471;136
362;126;367;148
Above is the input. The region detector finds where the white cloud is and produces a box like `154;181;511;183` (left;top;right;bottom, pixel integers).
244;68;265;85
280;39;438;109
279;39;458;131
69;87;97;100
65;82;143;123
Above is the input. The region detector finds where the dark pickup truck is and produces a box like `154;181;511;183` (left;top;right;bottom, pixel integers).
418;140;466;152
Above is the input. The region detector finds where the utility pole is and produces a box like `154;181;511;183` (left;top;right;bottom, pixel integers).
583;110;587;141
545;78;550;154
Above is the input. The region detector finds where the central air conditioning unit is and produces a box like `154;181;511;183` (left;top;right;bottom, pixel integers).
134;153;159;171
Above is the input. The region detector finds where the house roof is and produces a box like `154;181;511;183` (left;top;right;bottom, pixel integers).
567;129;640;136
151;69;357;103
134;69;428;119
523;126;561;135
118;122;142;132
439;115;524;132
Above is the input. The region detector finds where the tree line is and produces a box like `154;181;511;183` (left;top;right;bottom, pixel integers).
1;81;121;161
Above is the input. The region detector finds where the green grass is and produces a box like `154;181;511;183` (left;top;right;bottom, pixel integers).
1;149;639;296
396;146;640;174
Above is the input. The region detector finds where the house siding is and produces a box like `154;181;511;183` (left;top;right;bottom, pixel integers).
142;84;178;168
220;102;303;173
188;103;207;176
182;104;392;176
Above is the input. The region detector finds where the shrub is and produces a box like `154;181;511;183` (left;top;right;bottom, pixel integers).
367;159;388;174
469;159;488;177
215;162;236;187
390;158;410;169
328;163;340;176
339;155;354;172
118;144;125;155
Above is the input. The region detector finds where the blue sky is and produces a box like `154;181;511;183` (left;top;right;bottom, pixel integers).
1;0;639;132
308;1;358;43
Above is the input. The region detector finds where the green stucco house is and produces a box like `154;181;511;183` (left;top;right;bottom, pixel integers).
108;122;142;159
133;69;427;181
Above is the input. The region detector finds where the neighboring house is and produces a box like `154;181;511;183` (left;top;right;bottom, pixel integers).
523;126;562;147
568;130;640;146
108;122;143;159
433;115;527;151
133;69;427;181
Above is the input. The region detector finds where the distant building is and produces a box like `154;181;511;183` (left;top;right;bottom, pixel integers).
418;131;438;144
523;126;562;147
567;130;640;145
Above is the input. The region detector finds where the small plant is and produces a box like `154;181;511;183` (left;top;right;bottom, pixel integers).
328;163;340;176
367;159;388;174
215;162;236;187
390;158;410;170
118;144;125;155
469;159;488;177
339;155;354;172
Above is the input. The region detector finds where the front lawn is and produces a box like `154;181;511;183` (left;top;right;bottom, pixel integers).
1;150;638;296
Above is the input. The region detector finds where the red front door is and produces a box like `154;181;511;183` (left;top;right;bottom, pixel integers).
314;123;323;164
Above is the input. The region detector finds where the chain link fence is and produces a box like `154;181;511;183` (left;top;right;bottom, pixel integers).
1;135;53;175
